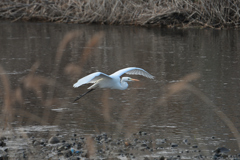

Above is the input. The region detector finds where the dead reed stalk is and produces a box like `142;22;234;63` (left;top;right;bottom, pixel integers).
0;0;239;28
64;31;104;79
156;73;240;151
0;65;12;127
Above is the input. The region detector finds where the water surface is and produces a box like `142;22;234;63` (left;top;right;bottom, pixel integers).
0;21;240;158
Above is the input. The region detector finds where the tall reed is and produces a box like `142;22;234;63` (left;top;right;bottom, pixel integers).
0;0;239;28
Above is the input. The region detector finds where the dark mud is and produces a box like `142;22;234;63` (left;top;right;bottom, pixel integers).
0;131;238;160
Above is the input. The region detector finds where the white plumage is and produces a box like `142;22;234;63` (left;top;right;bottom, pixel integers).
73;67;154;101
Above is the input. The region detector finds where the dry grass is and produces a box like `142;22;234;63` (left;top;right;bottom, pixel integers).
0;0;240;28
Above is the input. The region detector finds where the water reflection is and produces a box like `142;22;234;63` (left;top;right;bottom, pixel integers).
0;21;240;156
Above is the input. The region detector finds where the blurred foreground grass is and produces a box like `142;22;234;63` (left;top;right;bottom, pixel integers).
0;30;239;159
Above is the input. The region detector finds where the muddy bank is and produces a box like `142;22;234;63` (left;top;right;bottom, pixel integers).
0;131;238;160
0;0;240;28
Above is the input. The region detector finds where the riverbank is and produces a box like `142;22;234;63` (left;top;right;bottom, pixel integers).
0;0;240;29
0;131;236;159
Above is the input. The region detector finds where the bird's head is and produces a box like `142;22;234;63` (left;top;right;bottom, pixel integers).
122;77;139;82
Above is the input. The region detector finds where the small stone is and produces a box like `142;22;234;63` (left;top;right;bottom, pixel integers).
160;156;165;160
0;140;6;147
139;131;147;136
81;150;88;157
156;139;166;145
48;136;60;144
192;145;198;148
140;147;146;151
0;137;6;141
142;132;147;135
63;150;72;158
106;138;112;143
77;142;82;149
183;139;188;144
0;150;8;159
40;139;47;145
171;143;178;148
124;141;130;146
33;140;40;146
141;143;148;147
214;147;230;154
64;143;71;149
57;145;65;151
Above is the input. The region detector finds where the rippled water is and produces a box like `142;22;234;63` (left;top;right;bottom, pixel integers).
1;21;240;157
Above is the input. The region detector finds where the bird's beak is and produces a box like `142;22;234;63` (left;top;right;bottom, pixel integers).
131;78;139;81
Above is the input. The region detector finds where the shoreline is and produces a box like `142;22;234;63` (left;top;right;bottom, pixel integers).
0;131;236;160
0;0;240;29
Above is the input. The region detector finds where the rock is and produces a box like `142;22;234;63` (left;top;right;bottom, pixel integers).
33;140;40;146
171;143;178;148
140;147;146;151
160;156;166;160
40;139;47;145
76;142;82;149
48;136;60;144
192;145;198;148
0;137;6;141
63;150;72;158
0;141;6;147
62;143;72;150
57;145;65;151
105;138;112;143
139;131;147;136
141;143;148;147
214;147;230;154
81;150;88;157
70;157;80;160
183;139;188;144
156;139;166;145
0;150;8;159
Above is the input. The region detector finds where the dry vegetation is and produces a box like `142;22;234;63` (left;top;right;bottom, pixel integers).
0;0;240;28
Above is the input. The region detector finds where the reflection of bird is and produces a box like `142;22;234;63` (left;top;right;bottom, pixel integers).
73;67;154;102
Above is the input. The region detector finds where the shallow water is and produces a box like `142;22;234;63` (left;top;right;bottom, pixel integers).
1;21;240;158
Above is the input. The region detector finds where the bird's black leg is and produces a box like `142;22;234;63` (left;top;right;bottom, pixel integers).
73;89;95;102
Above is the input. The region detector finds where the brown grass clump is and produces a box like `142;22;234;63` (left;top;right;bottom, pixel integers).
0;0;240;28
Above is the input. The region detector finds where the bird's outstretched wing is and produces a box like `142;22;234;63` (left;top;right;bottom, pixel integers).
111;67;154;79
73;72;111;88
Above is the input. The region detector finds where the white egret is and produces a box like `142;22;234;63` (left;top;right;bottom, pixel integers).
73;67;154;102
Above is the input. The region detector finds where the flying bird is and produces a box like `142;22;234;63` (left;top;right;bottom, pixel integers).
73;67;154;102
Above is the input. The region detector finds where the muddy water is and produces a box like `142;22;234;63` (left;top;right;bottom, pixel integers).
1;21;240;157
